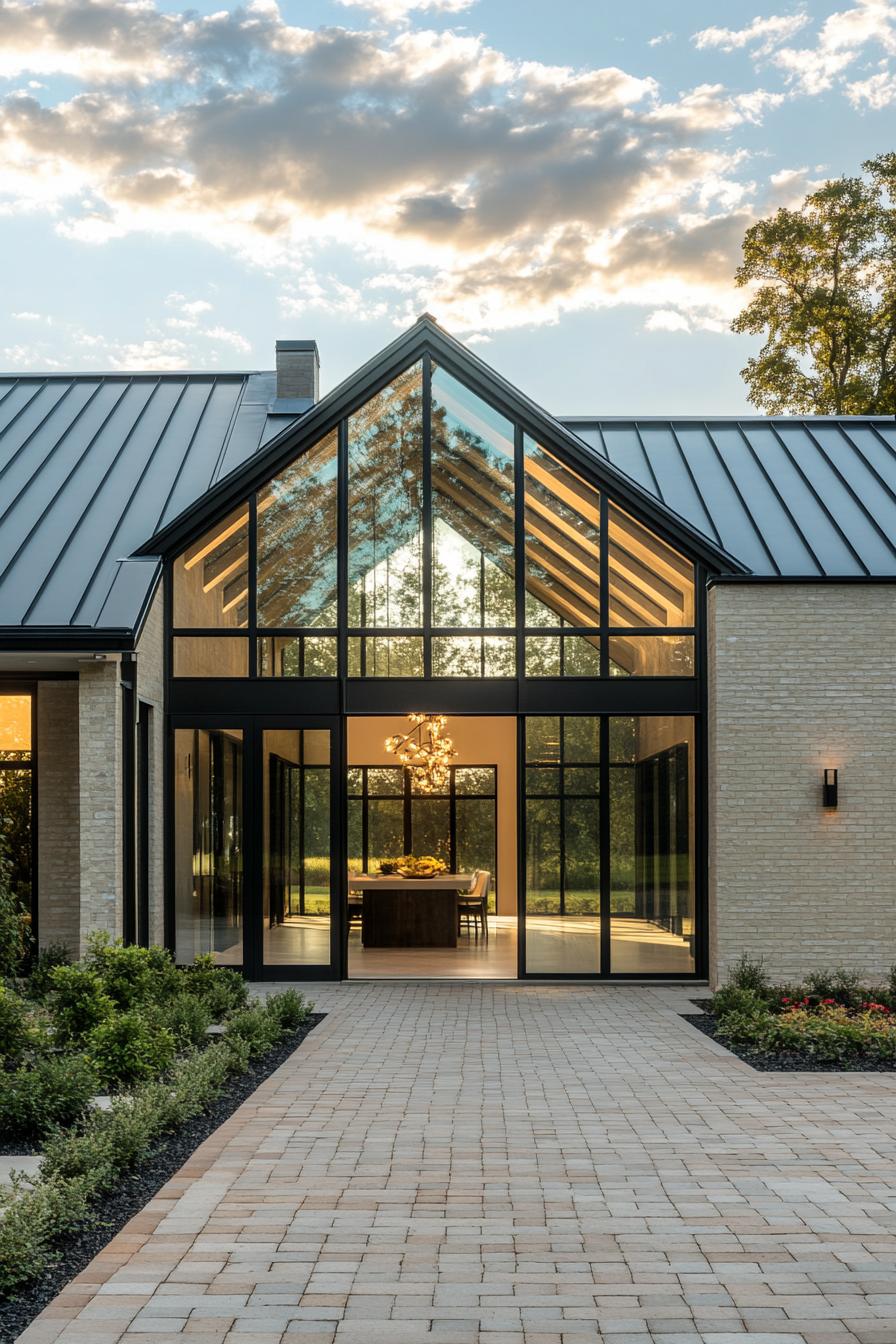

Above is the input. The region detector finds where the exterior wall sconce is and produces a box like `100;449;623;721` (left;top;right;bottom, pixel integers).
822;768;838;808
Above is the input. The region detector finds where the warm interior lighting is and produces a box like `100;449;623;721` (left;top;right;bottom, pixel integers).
823;767;838;808
384;713;458;793
0;694;31;753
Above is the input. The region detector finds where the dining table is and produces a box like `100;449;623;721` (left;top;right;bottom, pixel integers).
348;873;474;948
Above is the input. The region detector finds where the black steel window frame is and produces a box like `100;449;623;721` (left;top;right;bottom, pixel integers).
347;763;497;890
518;710;702;981
0;681;37;943
168;355;697;684
160;335;712;982
523;718;599;920
268;739;331;922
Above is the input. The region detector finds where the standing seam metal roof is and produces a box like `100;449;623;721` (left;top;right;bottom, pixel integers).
0;360;894;641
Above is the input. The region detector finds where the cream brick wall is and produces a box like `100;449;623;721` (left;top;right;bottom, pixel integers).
78;660;123;949
136;587;165;946
709;582;896;986
36;681;80;950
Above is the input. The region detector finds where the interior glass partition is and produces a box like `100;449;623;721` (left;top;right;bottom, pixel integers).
173;728;244;965
263;729;332;967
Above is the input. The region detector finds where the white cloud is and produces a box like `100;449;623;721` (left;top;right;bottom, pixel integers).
846;65;896;104
648;32;673;47
11;310;44;320
644;309;691;333
334;0;475;22
693;13;810;55
203;324;251;352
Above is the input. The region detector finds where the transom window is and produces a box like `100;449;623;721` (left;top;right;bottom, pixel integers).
171;356;696;678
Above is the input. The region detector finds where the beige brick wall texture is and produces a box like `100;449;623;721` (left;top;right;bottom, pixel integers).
709;582;896;987
36;681;80;951
77;659;123;950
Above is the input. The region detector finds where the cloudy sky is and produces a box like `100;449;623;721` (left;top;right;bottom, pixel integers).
0;0;893;412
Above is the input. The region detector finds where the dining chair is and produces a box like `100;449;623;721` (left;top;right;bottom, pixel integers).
458;869;490;941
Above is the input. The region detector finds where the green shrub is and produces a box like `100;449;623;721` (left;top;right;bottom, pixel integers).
84;934;180;1009
26;942;72;999
0;1172;96;1295
265;989;309;1033
726;953;771;995
47;964;114;1044
711;985;769;1020
183;954;248;1020
224;1004;281;1058
0;1054;97;1141
0;862;31;981
153;992;213;1047
0;983;33;1062
802;966;865;1008
87;1011;176;1089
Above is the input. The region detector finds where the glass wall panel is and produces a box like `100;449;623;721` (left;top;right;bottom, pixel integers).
431;367;515;628
432;635;515;677
257;429;338;628
607;504;694;628
173;504;249;628
609;716;695;974
524;716;599;974
348;364;424;628
347;635;423;677
0;695;33;920
173;637;249;678
263;729;331;967
609;634;695;677
524;438;600;627
174;728;243;965
525;635;602;677
348;764;497;911
259;635;337;678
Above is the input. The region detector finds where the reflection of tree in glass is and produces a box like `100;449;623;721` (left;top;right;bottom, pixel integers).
258;431;339;628
348;364;424;628
0;766;31;914
431;369;515;629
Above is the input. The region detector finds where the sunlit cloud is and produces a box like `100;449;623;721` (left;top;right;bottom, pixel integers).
0;0;885;340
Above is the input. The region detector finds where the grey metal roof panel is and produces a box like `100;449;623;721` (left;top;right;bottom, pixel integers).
564;415;896;578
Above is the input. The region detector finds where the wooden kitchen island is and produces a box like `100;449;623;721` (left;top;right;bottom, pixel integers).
349;874;474;948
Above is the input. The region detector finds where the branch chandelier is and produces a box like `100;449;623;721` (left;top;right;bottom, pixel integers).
384;713;458;793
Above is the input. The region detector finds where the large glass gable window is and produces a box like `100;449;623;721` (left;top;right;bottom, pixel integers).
171;354;697;679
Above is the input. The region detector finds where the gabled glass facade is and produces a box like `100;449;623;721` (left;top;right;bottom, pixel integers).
167;347;703;981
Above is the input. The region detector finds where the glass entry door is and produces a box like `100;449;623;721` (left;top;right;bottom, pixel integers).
259;725;337;977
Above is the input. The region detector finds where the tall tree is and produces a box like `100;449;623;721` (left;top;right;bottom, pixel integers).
732;154;896;414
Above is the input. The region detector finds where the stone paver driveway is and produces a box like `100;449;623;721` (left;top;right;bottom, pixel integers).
20;983;896;1344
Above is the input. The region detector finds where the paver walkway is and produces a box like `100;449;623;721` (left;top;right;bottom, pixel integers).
19;983;896;1344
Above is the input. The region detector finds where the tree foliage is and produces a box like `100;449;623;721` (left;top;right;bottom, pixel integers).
732;154;896;414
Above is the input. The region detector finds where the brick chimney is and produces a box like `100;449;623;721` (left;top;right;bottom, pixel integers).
275;339;319;403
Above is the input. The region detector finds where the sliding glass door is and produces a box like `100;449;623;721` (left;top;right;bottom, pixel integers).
173;718;339;978
522;714;696;977
262;728;333;971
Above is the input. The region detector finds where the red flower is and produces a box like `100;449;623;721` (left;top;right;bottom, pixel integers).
781;997;791;1004
822;998;835;1005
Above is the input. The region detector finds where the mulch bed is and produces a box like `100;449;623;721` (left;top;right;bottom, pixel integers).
683;1005;896;1072
0;1013;324;1344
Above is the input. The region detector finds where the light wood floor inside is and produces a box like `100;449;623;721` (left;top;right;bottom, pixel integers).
261;914;694;977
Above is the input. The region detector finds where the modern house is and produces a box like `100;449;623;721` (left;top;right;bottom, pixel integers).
1;315;894;985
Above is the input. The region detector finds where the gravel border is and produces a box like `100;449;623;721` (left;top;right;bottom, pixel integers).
683;1008;896;1072
0;1013;324;1344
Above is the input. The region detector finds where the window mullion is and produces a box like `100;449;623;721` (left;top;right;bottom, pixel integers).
422;352;433;678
